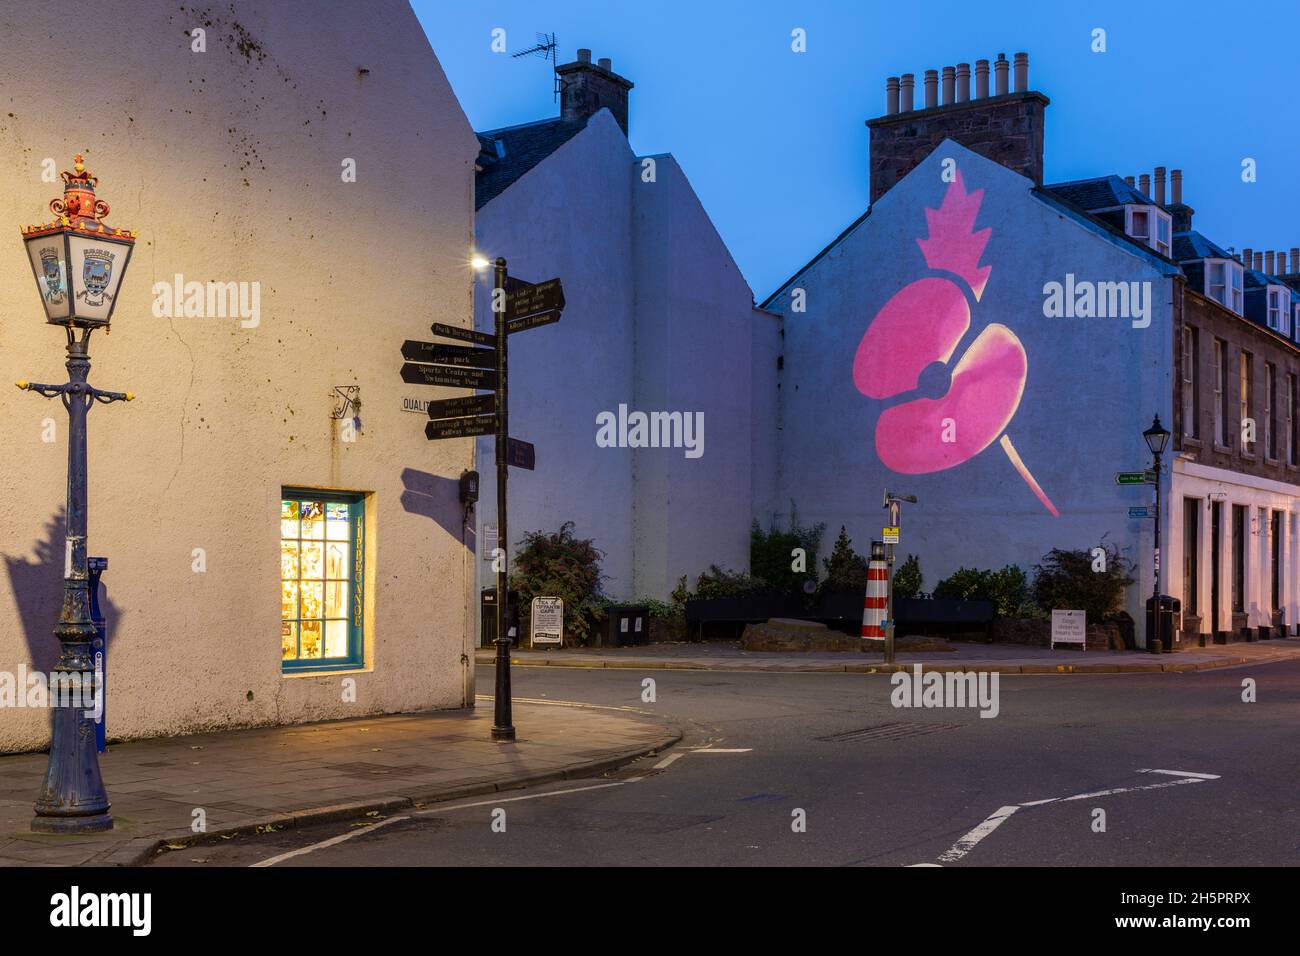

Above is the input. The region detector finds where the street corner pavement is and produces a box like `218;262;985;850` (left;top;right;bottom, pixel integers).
478;636;1300;675
0;700;680;868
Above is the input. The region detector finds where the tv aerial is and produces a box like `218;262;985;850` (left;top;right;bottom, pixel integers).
511;32;561;100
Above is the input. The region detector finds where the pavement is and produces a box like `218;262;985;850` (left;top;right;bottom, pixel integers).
0;700;679;867
477;636;1300;674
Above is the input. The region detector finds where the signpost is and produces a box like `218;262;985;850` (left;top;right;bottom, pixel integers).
882;490;917;665
530;597;564;646
1115;471;1156;485
399;260;564;742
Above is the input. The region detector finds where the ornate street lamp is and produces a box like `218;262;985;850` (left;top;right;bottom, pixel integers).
17;154;136;833
1143;415;1170;654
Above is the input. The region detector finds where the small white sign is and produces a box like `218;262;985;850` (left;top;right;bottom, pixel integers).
1051;609;1087;650
530;596;563;646
620;617;629;633
635;617;642;632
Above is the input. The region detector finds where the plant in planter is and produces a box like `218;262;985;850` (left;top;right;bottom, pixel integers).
510;521;605;646
1031;543;1134;625
750;502;826;597
893;554;923;600
820;526;867;592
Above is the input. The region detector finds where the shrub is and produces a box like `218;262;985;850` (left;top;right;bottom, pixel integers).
689;565;774;600
1032;543;1135;624
750;502;826;596
821;526;868;591
893;554;922;599
933;564;1029;617
510;522;605;645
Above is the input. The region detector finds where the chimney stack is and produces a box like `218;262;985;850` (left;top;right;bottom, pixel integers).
866;49;1049;203
556;49;635;135
1154;166;1166;206
1167;168;1193;232
994;53;1009;94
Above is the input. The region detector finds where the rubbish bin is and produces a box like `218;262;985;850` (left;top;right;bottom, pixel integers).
480;587;519;648
1145;594;1182;653
597;605;650;648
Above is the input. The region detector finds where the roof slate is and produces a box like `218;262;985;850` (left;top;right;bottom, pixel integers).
474;117;589;210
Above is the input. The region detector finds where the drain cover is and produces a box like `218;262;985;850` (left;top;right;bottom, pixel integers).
816;721;963;742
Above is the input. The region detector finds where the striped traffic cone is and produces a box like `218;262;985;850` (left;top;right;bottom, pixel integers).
862;541;887;641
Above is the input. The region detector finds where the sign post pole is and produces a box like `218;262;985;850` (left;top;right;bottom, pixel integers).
882;490;916;666
491;257;515;742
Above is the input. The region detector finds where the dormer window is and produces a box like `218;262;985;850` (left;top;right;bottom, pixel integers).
1205;258;1245;315
1267;287;1289;334
1125;205;1172;257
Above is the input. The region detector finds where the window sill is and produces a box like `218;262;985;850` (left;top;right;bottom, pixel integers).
282;663;371;679
1213;444;1232;454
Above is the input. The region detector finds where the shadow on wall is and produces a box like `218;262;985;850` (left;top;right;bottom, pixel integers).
3;508;123;676
400;469;472;547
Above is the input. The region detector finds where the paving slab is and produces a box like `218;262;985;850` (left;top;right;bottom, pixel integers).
0;700;677;867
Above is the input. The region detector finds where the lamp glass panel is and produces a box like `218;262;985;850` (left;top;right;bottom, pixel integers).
25;234;70;321
66;233;129;324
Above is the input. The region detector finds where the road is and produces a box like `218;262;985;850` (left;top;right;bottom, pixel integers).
150;659;1300;866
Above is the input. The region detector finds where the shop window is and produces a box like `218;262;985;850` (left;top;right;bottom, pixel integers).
281;490;365;672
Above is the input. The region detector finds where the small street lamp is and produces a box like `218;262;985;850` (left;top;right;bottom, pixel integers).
1143;415;1170;654
17;154;136;833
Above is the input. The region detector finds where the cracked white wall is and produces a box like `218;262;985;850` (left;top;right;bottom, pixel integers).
0;0;480;751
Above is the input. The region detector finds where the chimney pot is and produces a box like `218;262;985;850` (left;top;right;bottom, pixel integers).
1124;175;1136;187
956;63;971;103
994;53;1009;95
1291;248;1299;274
1171;169;1182;205
1254;252;1264;271
975;59;989;98
900;73;915;111
1139;173;1150;196
1013;52;1028;92
577;48;591;63
886;76;900;115
941;65;955;105
1266;251;1276;275
1154;166;1166;206
597;57;612;70
1243;247;1253;268
924;69;938;109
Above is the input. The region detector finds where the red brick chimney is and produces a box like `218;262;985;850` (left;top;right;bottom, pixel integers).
866;51;1049;204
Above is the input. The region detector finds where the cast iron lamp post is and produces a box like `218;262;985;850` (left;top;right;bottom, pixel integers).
17;154;136;833
1143;415;1170;654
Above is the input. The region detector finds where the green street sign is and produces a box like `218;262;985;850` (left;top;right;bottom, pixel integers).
1115;471;1155;485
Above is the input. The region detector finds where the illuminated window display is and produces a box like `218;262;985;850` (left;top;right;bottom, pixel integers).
281;491;365;671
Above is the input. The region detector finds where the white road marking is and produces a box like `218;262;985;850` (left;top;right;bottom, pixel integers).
653;752;684;769
690;748;752;753
938;805;1020;863
1139;768;1220;780
251;814;410;868
928;769;1220;865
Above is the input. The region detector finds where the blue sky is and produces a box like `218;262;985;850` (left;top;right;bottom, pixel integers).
413;0;1300;299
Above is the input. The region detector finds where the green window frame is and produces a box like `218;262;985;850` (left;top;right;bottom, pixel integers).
280;489;365;672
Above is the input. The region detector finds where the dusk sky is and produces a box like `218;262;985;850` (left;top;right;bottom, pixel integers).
413;0;1299;299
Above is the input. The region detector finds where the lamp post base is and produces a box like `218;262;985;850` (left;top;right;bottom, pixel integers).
31;813;113;834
